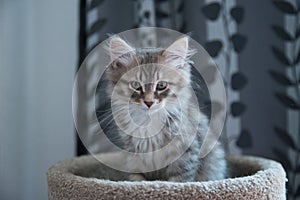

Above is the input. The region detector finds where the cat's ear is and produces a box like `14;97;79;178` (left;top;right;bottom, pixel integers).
108;36;134;62
163;37;189;62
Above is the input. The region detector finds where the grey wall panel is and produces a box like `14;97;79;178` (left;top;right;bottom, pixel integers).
238;0;286;159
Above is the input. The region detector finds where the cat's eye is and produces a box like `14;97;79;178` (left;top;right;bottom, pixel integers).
130;81;142;90
156;81;168;91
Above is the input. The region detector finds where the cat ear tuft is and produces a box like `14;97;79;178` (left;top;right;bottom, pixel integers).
109;36;134;61
163;37;189;61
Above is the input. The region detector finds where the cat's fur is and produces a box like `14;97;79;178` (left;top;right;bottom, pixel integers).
103;36;226;182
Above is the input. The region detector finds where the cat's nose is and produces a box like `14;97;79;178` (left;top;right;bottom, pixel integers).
144;101;154;108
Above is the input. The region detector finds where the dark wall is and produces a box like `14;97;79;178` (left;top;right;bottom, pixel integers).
238;0;286;159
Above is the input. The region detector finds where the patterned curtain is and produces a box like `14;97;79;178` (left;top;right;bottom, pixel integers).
74;0;300;199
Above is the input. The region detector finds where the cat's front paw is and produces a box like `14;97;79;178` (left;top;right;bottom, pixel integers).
168;175;182;182
168;175;196;182
129;174;146;181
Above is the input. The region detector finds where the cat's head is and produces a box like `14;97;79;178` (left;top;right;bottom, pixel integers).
106;36;196;113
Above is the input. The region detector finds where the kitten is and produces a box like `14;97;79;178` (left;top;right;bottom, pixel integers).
103;36;226;182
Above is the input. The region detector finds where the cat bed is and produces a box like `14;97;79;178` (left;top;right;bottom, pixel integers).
47;152;286;200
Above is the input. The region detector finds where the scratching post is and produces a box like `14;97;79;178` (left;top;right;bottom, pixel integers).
47;153;286;200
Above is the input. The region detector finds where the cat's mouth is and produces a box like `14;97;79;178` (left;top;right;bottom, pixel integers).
130;98;164;113
128;101;164;129
141;102;164;114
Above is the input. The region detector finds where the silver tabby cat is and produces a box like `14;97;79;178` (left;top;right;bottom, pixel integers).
105;36;226;182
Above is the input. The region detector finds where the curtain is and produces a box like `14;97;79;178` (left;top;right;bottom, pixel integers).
77;1;299;198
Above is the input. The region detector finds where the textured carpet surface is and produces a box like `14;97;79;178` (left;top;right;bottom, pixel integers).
47;153;286;200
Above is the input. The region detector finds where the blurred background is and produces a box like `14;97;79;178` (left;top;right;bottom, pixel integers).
1;0;299;199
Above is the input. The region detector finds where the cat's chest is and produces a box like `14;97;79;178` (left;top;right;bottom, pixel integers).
125;111;167;138
128;127;170;152
125;133;185;172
